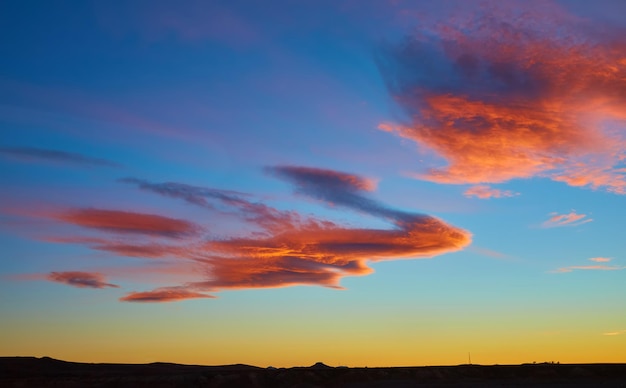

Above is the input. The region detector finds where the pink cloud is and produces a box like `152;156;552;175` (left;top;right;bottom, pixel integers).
377;1;626;194
589;257;611;263
541;211;592;228
463;185;519;199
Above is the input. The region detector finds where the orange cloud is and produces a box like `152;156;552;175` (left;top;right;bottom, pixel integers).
463;185;518;199
542;211;591;228
47;271;119;289
120;288;214;302
40;167;472;302
196;215;470;291
55;208;199;238
378;2;626;193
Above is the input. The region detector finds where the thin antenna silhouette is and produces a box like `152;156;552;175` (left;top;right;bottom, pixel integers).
468;352;472;365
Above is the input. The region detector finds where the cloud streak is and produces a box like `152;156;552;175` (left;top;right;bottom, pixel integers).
377;1;626;194
47;271;119;289
603;329;626;336
54;208;199;238
551;257;623;273
542;211;592;228
0;146;120;168
120;287;214;302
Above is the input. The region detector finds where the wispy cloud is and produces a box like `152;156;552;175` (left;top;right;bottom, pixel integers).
464;185;519;199
0;146;120;168
47;271;119;289
377;1;626;194
119;177;250;210
551;257;623;273
95;1;259;46
54;208;199;238
542;211;592;228
603;329;626;336
44;166;471;302
120;287;214;302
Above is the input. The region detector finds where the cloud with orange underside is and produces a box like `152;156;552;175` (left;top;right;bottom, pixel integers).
541;211;591;228
31;166;470;301
111;166;471;301
47;271;119;289
194;215;469;292
377;1;626;194
464;185;518;199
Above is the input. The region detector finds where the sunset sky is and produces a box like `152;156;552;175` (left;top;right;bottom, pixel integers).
1;0;625;367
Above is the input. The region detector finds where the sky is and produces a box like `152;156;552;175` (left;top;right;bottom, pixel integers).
1;0;625;367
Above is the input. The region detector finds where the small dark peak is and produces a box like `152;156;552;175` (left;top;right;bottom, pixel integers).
310;362;332;369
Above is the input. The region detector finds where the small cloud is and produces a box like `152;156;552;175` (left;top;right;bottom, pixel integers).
542;211;592;228
550;267;573;273
120;287;215;302
469;246;513;261
47;271;119;289
550;258;623;273
464;185;519;199
568;265;624;271
0;146;120;168
268;165;378;194
603;329;626;336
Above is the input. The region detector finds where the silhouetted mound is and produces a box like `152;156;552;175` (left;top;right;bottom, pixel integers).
310;362;332;369
2;357;626;387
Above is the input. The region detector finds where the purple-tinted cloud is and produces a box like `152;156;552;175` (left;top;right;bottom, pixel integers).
47;271;119;289
0;147;120;168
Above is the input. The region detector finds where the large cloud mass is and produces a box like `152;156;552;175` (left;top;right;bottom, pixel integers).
44;166;471;302
378;2;626;193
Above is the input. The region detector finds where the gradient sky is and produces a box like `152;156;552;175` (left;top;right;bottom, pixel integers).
1;0;625;367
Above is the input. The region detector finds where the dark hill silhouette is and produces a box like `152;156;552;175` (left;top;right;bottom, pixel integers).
1;356;626;387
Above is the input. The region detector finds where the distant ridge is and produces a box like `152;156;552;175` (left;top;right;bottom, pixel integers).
2;357;626;387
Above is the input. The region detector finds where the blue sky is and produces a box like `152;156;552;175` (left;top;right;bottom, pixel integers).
1;0;625;366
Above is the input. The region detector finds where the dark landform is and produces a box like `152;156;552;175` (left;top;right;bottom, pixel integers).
1;357;625;387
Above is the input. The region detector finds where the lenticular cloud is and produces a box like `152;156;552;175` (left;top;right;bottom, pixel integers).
378;1;626;194
45;166;471;302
